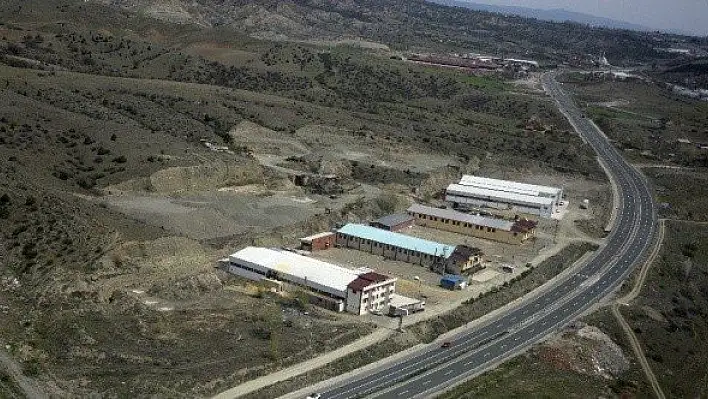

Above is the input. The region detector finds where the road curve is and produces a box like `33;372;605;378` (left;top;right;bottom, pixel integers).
299;72;658;399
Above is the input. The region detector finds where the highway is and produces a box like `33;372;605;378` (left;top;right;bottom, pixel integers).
307;72;658;399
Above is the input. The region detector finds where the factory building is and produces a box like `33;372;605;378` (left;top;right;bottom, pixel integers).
370;213;415;232
407;204;537;244
227;247;396;314
445;175;563;218
336;224;454;267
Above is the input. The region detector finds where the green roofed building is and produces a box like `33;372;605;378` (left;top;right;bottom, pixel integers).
336;223;455;267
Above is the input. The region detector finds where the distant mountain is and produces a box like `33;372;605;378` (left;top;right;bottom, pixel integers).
428;0;653;32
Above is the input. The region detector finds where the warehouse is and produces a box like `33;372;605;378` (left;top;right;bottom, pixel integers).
407;203;537;244
446;184;555;218
446;175;563;218
459;175;563;205
370;213;415;232
336;223;455;267
227;247;396;314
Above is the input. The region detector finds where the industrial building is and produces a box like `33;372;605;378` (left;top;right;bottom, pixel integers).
227;247;396;314
370;213;415;232
407;204;537;244
445;175;563;218
336;224;455;267
300;231;335;251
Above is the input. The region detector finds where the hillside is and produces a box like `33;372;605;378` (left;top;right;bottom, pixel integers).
428;0;652;33
44;0;695;65
0;0;705;397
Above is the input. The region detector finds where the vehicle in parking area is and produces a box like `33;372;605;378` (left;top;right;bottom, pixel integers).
441;341;452;348
306;393;321;399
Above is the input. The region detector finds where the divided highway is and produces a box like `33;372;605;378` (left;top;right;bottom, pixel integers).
307;72;658;399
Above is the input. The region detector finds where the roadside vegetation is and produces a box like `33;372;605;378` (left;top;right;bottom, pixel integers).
645;167;708;221
438;307;654;399
622;221;708;398
0;370;24;399
560;75;708;167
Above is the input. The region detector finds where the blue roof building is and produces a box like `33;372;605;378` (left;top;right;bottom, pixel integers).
440;274;467;290
335;223;456;267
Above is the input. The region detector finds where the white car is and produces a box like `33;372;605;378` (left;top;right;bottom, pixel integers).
306;394;322;399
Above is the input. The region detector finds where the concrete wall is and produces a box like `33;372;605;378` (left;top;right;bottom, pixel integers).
409;212;530;245
346;288;363;314
228;263;266;281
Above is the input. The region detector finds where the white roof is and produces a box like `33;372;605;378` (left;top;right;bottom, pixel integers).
389;294;423;308
458;175;561;197
300;231;335;242
446;184;555;207
229;247;361;298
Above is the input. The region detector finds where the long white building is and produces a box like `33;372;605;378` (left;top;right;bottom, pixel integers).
446;175;563;218
227;247;396;315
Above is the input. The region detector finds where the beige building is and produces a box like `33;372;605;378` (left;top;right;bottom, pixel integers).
345;272;397;315
407;204;536;245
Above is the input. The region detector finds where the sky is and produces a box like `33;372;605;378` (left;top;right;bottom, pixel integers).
468;0;708;36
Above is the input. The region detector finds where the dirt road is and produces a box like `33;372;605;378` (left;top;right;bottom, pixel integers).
0;348;47;399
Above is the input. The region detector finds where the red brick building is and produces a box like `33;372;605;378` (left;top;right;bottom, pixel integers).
300;231;335;251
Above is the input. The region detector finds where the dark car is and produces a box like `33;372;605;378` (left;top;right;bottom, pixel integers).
441;341;452;348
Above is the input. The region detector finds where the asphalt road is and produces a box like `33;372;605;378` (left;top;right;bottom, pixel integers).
308;72;657;399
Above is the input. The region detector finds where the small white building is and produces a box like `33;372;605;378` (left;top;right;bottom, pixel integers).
227;247;396;314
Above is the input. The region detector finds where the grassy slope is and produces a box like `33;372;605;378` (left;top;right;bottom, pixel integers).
645;167;708;221
438;308;655;398
561;77;708;167
624;221;708;398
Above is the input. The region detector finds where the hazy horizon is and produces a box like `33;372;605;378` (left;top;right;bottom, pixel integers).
463;0;708;36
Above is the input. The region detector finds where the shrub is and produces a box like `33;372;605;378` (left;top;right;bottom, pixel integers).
112;155;127;163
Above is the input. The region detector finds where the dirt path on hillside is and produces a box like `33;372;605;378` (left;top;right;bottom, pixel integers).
0;348;48;399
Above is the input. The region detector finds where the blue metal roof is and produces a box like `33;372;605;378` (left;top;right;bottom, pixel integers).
338;224;455;258
441;274;465;283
